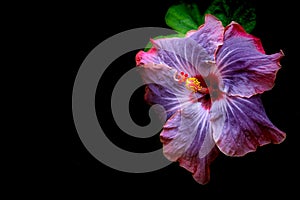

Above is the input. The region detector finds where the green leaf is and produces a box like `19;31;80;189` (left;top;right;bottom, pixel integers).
205;0;256;33
165;3;203;34
144;33;185;52
189;3;203;26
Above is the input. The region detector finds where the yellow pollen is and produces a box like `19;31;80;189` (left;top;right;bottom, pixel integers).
185;77;202;92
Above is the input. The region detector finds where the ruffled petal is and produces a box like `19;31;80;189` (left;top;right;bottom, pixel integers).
137;37;214;78
189;14;224;60
136;14;224;78
216;22;284;98
210;95;286;156
179;145;219;184
136;48;159;66
160;101;218;184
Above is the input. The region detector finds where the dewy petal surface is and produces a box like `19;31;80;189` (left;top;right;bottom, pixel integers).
210;95;286;156
216;22;284;98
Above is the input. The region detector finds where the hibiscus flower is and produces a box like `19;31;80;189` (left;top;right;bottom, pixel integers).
135;14;286;184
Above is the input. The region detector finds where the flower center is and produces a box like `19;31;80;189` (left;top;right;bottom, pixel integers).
174;71;209;94
185;77;202;92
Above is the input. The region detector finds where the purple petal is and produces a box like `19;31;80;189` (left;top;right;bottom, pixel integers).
216;22;284;97
153;39;208;77
210;95;286;156
178;145;219;185
189;14;224;60
138;37;213;77
136;14;224;77
160;101;218;184
144;84;179;119
138;62;194;116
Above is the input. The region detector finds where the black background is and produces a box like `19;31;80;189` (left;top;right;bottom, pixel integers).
61;0;298;198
